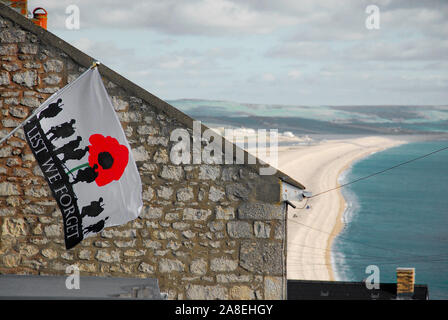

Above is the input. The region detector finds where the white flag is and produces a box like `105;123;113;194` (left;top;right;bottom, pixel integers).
23;67;143;249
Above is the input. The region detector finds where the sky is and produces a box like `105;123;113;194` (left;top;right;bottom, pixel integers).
26;0;448;106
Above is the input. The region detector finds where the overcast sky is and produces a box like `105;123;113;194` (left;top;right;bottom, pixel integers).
28;0;448;106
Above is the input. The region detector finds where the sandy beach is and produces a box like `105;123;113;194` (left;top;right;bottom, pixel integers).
274;136;406;281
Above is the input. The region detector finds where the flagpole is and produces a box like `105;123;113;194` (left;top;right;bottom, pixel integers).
0;61;100;146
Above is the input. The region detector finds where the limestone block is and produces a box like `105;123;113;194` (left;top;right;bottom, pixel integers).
19;244;39;257
3;254;20;267
43;74;61;85
239;241;283;275
254;221;271;238
153;149;169;163
176;187;194;202
215;206;235;220
0;182;20;196
216;274;252;283
157;186;173;200
111;96;128;111
0;44;18;55
186;285;228;300
199;165;220;180
227;221;253;238
142;186;154;201
43;59;64;72
95;250;120;263
138;262;155;273
0;29;26;43
2;217;27;236
114;239;136;248
183;208;212;221
78;249;91;260
230;285;255;300
209;186;225;202
221;166;240;181
226;183;250;201
159;258;185;273
142;240;162;250
238;202;283;220
19;44;39;54
41;248;58;259
12;70;37;87
0;71;9;85
132;146;150;162
160;165;184;181
264;276;283;300
20;96;40;108
210;257;238;272
190;258;207;275
44;224;62;237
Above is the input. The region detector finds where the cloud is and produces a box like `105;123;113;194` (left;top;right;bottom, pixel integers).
266;2;448;63
28;0;448;40
26;0;448;105
29;0;297;35
267;41;335;60
265;0;448;62
287;69;301;79
348;39;448;61
261;73;276;82
70;38;135;64
158;56;185;69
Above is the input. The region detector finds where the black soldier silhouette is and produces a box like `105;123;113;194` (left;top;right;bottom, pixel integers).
60;146;89;164
72;164;98;184
39;98;64;120
53;136;82;155
83;216;109;236
80;197;104;219
46;119;76;142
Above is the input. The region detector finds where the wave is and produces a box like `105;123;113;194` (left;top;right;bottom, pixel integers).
331;146;404;282
332;162;361;281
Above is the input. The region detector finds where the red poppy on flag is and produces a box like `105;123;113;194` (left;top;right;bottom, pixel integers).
88;134;129;187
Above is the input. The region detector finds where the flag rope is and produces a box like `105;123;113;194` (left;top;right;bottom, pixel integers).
0;61;100;147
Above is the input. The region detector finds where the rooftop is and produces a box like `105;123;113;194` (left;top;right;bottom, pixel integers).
287;279;429;300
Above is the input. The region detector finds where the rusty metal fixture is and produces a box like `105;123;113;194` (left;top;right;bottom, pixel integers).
1;0;28;16
31;7;47;30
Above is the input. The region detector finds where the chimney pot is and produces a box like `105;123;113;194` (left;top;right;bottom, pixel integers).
396;267;415;298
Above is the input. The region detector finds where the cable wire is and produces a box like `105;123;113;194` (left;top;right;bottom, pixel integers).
308;144;448;199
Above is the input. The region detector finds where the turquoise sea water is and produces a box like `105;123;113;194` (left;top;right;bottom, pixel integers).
333;140;448;299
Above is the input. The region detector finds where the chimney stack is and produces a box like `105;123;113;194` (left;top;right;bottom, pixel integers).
2;0;28;16
396;267;415;298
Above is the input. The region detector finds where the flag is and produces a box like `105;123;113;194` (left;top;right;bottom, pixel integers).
23;67;143;249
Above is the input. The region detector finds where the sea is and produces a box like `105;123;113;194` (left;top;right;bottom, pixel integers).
332;140;448;300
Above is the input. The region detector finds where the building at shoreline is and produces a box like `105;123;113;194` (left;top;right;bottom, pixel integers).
0;4;307;299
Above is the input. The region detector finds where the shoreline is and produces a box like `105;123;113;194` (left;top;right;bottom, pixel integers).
273;136;406;281
325;163;347;281
324;146;404;281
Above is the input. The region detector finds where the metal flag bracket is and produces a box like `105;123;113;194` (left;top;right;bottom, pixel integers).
280;179;312;209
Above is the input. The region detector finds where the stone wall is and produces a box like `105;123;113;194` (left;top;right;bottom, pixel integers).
0;7;289;300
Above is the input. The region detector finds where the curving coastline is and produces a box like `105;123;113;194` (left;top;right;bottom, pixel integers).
275;136;406;281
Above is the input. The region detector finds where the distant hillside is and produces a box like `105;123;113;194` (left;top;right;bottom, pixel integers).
167;99;448;136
